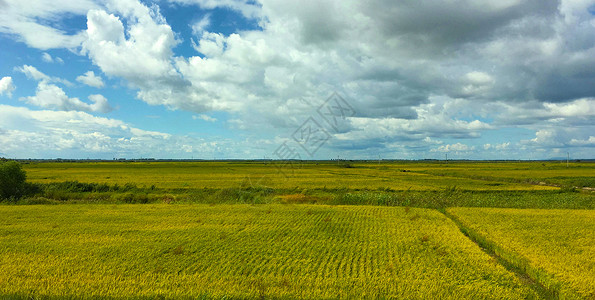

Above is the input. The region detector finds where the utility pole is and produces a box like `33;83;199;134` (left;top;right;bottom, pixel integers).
445;153;448;164
567;152;569;168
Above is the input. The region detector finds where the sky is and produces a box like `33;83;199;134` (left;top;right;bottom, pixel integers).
0;0;594;160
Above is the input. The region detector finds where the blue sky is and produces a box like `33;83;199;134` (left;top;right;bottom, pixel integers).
0;0;594;160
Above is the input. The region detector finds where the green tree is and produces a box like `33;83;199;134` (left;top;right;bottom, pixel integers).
0;161;27;200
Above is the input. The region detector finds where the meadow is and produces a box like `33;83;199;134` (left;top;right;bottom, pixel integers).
0;160;593;299
23;160;591;191
14;161;595;209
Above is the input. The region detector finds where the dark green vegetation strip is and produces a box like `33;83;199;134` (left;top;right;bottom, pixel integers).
3;184;594;210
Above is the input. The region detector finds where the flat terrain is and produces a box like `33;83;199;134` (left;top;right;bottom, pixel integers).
1;161;593;298
0;205;535;299
24;161;590;191
448;208;595;299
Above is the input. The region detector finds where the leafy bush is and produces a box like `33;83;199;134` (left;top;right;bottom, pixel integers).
0;161;27;200
111;192;150;204
44;181;113;193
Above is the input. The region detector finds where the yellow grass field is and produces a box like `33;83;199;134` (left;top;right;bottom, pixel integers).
0;204;537;299
448;208;595;299
1;161;593;298
21;161;574;191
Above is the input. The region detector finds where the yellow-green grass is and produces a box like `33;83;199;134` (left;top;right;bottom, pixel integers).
22;161;561;191
405;161;595;188
0;204;536;299
447;208;595;299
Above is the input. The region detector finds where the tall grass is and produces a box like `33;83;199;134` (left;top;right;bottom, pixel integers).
6;181;593;209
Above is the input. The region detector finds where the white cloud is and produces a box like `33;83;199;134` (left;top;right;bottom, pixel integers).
73;1;593;129
82;7;180;83
0;77;15;97
2;0;595;158
0;104;244;158
569;136;595;147
22;81;113;113
191;14;210;37
41;52;64;64
75;0;595;159
483;142;510;151
193;114;217;122
42;52;52;63
490;98;595;126
166;0;262;19
0;0;97;49
526;129;565;147
542;99;595;118
76;71;105;88
431;143;476;153
16;65;50;81
520;126;595;152
15;65;72;86
86;94;113;113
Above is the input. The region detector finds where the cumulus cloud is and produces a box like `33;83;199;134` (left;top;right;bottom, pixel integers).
82;7;181;84
517;124;595;156
76;71;105;88
22;81;113;113
0;76;15;97
85;1;591;114
2;0;595;158
569;136;595;147
0;104;246;158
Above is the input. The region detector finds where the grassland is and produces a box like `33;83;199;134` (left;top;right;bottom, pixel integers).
23;161;585;190
0;204;537;299
13;161;594;209
447;208;595;299
410;161;595;188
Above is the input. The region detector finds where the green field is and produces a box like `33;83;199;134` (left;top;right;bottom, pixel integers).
12;161;594;209
1;161;594;298
23;161;590;191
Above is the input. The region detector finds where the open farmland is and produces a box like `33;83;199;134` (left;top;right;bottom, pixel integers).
23;161;585;191
1;160;594;299
0;205;537;299
16;161;595;209
447;208;595;299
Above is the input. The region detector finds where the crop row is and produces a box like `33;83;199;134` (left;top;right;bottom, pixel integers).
0;204;535;299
